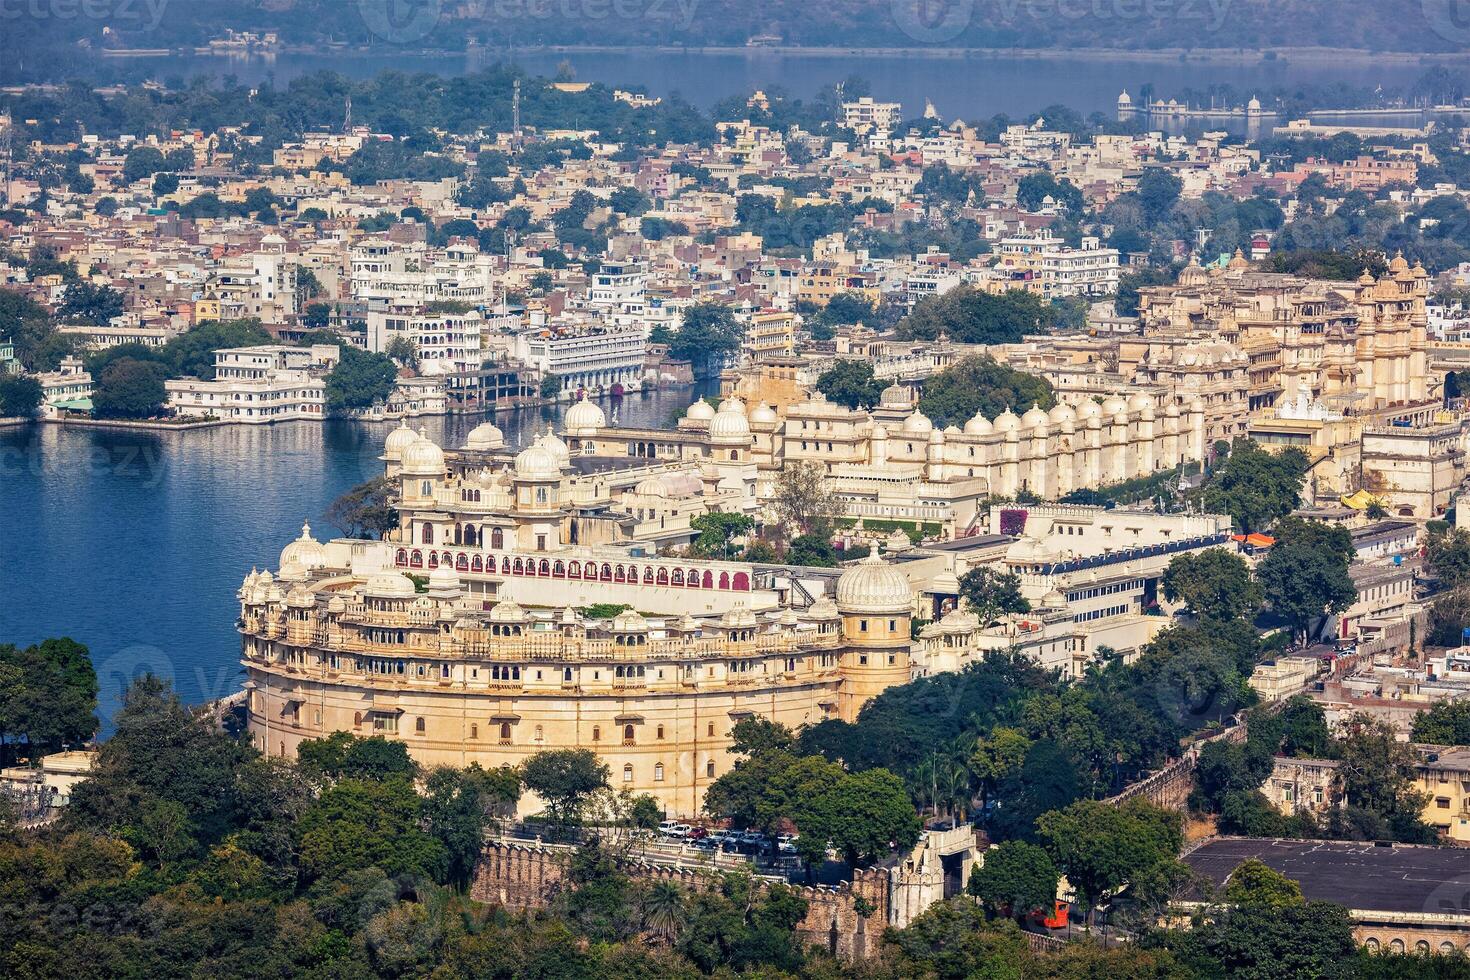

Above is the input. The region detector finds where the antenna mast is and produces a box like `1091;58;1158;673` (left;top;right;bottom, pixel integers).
512;78;522;149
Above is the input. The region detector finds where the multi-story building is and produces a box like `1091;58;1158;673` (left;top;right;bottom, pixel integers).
994;232;1120;298
841;97;903;136
514;326;647;394
1413;745;1470;844
742;309;797;359
165;345;338;423
365;306;487;407
238;425;916;816
34;356;93;414
1263;756;1344;816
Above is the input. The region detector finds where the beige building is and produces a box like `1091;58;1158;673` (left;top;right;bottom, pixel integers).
1414;745;1470;844
241;423;917;817
1262;756;1344;816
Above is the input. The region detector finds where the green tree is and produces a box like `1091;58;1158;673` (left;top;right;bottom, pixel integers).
967;840;1060;919
1162;549;1263;622
969;727;1031;813
1256;517;1356;643
1200;438;1309;534
422;764;521;888
1225;859;1304;908
1426;526;1470;589
326;345;398;412
668;303;742;376
58;280;124;325
729;717;795;756
165;318;272;378
916;355;1056;427
0;638;98;763
1036;797;1184;923
0;374;43;417
539;373;561;399
771;461;841;535
384;336;419;370
959;567;1031;625
296;732;418;782
92;357;168;419
786;528;839;567
814;359;884;409
325;476;399;539
689;511;754;559
793;767;920;867
1333;712;1433;840
297;776;449;884
1279;695;1331;758
302;302;332;329
900;286;1062;346
520;748;609;831
1411;700;1470;746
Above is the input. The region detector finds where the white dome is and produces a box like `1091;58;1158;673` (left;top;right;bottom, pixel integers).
750;402;778;425
1078;400;1103;421
1048;403;1076;425
1022;404;1050;430
364;571;417;599
717;397;746;413
514;442;561;481
611;608;650;632
427;563;461;596
836;545;912;614
880;383;910;408
902;411;933;435
489;597;528;622
635;476;669;497
279;521;327;571
964;412;993;435
993;409;1020;434
541;431;571;466
464;421;505;451
686;399;716;421
709;405;752;442
564;398;607;432
401;430;446;476
1101;395;1128;417
383;421;419;461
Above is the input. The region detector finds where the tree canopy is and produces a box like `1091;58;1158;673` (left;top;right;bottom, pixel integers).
917;355;1055;428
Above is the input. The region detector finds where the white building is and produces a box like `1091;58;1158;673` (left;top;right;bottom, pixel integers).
350;240;498;307
995;232;1120;299
587;259;647;326
35;357;93;414
165;344;338;423
514;327;646;394
366;306;485;377
842;97;903;136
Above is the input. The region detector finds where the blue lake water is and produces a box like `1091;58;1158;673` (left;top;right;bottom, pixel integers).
0;384;713;730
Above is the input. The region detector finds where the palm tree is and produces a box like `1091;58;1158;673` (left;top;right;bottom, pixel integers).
642;881;687;944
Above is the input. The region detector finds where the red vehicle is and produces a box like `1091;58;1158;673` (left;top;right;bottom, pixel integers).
1029;901;1070;930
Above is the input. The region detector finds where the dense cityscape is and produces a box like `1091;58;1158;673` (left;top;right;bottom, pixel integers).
5;3;1470;978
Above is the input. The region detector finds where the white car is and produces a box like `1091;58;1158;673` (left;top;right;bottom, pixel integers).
658;821;692;838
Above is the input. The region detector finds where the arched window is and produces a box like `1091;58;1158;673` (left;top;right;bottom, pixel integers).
539;559;551;576
671;569;684;586
732;572;750;591
409;550;423;568
395;548;408;566
703;571;714;589
553;560;565;577
513;558;524;574
499;722;511;741
428;552;439;569
456;554;469;572
718;572;729;590
592;725;600;742
706;759;716;778
643;567;654;583
601;563;613;580
656;725;665;740
654;763;665;781
491;528;504;549
657;568;670;585
472;555;483;572
624;724;635;742
470;723;478;739
415;717;425;734
614;564;626;582
688;569;701;588
422;524;434;544
623;764;633;783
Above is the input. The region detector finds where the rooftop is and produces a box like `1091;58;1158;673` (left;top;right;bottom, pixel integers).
1184;838;1470;915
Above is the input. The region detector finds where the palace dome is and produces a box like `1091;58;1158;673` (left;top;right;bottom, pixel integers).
807;595;840;620
880;383;910;408
635;476;670;498
750;402;778;425
1127;392;1155;413
427;564;461;597
489;597;528;623
686;399;716;421
364;572;416;599
382;421;419;461
709;404;752;442
1078;399;1103;422
285;585;316;609
717;397;746;413
401;430;446;476
964;412;993;435
540;431;571;466
514;441;561;481
464;421;505;451
993;409;1020;434
1101;395;1128;416
564;398;606;432
836;545;912;614
902;410;933;435
280;521;327;571
1048;403;1076;425
1022;404;1050;430
611;608;649;632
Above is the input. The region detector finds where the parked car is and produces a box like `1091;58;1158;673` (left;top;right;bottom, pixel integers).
659;821;692;838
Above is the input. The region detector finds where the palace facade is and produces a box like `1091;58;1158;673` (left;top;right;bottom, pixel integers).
240;421;916;817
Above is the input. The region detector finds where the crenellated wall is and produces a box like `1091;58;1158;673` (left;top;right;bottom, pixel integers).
470;840;891;961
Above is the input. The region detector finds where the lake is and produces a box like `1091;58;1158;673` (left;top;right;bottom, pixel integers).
129;47;1443;122
0;384;713;730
